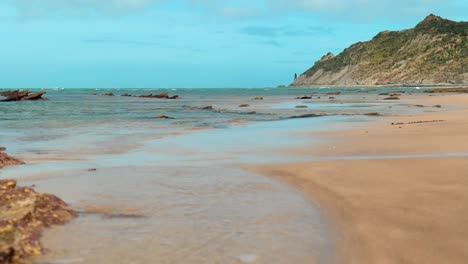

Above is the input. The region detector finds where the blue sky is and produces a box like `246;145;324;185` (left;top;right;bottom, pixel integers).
1;0;466;88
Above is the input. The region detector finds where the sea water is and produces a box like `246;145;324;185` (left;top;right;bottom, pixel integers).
0;87;427;263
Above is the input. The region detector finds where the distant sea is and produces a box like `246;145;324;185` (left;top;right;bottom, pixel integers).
0;87;426;264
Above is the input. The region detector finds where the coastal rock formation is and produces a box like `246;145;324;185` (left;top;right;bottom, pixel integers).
0;180;77;263
0;148;76;263
0;90;48;102
137;93;179;99
292;14;467;87
0;148;24;169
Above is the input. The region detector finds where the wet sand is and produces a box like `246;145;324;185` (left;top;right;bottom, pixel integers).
247;93;468;264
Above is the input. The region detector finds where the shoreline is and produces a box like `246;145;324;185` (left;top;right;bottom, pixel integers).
246;93;468;263
286;84;468;89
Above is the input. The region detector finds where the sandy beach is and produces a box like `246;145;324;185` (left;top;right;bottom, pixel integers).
247;93;468;263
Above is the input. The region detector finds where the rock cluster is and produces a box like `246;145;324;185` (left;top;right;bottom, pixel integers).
93;92;179;99
0;90;47;102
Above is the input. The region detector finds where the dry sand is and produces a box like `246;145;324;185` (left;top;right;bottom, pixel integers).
246;93;468;264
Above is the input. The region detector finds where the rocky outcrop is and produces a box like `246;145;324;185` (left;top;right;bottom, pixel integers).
0;90;48;102
0;148;24;169
139;92;178;99
0;180;77;263
0;148;76;263
292;14;467;87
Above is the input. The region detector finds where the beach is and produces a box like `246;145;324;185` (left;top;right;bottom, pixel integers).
247;93;468;263
1;88;468;263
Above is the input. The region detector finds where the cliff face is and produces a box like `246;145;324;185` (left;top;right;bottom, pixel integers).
292;14;468;87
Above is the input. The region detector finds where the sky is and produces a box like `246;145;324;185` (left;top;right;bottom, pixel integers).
0;0;466;88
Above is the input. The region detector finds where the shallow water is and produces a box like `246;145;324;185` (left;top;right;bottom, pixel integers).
0;87;428;263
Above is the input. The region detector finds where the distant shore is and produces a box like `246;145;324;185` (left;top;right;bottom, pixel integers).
247;92;468;263
285;83;468;89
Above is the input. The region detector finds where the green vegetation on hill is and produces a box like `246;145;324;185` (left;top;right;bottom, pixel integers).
293;14;468;86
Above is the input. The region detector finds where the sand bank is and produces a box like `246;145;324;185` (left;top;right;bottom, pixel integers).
247;93;468;264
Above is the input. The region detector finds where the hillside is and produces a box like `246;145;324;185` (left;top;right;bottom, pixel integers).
292;14;467;87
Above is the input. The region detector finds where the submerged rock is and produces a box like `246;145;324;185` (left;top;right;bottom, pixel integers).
239;104;250;108
156;115;175;119
288;113;325;119
383;96;400;100
364;112;382;116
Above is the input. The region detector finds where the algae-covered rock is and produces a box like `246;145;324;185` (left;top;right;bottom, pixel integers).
0;180;76;263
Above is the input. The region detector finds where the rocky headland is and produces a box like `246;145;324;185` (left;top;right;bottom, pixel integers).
292;14;467;87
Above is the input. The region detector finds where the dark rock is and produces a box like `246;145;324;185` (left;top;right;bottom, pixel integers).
383;96;400;100
289;113;325;119
121;93;132;97
329;97;336;100
296;96;312;99
327;92;341;96
167;95;179;99
253;97;264;100
102;93;114;96
364;112;382;116
156;115;175;119
140;92;169;99
23;91;47;101
433;104;442;108
88;168;97;172
239;104;250;107
0;90;48;102
202;106;214;110
296;105;308;108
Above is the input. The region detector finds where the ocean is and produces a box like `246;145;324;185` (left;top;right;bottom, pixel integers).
0;87;427;263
